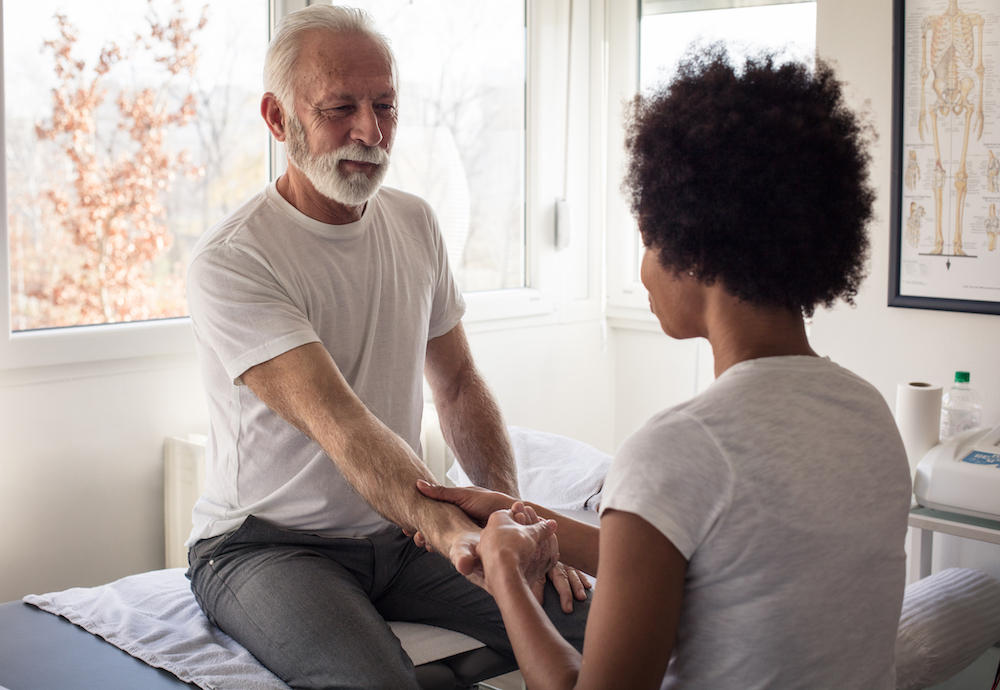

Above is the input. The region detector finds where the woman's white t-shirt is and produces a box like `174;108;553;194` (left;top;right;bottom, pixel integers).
601;356;912;690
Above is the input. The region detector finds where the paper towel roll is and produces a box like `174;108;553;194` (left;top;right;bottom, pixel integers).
895;381;943;480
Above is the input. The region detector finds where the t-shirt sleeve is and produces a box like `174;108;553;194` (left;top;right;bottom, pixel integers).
187;241;321;384
424;203;466;341
600;412;734;560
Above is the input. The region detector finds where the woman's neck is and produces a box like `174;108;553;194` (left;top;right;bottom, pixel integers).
705;291;817;378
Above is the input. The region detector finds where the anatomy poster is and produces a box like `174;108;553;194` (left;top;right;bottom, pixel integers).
896;0;1000;311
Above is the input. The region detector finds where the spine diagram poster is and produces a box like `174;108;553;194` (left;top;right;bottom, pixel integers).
892;0;1000;314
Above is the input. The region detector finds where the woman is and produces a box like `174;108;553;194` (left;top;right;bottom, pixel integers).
419;48;912;690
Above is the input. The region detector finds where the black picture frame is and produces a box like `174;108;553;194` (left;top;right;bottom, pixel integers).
888;0;1000;315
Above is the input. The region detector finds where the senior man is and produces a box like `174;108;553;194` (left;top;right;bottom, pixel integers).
184;5;589;689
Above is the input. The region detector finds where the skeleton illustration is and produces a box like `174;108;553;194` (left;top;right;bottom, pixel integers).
907;202;927;249
905;150;922;190
986;204;999;250
989;150;999;193
918;0;985;257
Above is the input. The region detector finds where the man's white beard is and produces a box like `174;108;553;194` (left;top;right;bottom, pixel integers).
285;113;390;208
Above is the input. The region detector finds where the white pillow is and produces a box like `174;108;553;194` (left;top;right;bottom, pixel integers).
895;567;1000;690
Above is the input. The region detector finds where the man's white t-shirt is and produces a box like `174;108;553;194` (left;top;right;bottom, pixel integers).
601;356;912;690
185;183;465;544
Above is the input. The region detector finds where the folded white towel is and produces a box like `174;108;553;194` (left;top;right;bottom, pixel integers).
447;426;611;511
895;567;1000;690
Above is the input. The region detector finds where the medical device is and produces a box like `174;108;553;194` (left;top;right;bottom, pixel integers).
914;423;1000;521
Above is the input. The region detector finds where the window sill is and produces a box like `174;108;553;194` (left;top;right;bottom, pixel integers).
607;308;663;333
0;318;196;371
0;287;564;371
461;288;557;332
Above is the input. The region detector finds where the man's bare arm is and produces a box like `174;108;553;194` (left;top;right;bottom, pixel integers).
424;322;519;496
241;341;481;573
423;325;590;610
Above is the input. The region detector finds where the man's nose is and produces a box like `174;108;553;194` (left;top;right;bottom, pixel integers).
350;105;383;147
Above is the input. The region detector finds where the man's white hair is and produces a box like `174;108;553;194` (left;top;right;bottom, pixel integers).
263;4;397;111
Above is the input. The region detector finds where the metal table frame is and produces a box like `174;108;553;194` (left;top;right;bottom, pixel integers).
908;506;1000;581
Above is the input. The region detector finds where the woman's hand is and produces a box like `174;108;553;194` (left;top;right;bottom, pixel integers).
478;502;560;594
415;480;516;527
414;480;592;611
408;481;515;551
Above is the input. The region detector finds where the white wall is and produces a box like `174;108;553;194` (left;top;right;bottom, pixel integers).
0;353;208;600
467;321;615;454
0;321;615;603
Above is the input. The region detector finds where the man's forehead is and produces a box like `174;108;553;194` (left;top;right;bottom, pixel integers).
298;30;394;79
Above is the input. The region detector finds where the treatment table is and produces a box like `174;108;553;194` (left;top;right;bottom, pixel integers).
0;594;516;690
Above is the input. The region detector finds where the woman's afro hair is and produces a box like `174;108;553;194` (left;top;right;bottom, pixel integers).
622;46;876;316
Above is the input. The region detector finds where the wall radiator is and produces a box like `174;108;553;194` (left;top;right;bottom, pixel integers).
163;407;455;569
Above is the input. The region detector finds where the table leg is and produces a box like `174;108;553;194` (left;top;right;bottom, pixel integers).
908;526;934;582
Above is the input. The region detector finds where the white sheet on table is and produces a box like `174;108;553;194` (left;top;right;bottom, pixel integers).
448;426;611;511
23;568;485;690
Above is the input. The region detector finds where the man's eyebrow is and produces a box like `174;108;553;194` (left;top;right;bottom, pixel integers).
316;89;396;105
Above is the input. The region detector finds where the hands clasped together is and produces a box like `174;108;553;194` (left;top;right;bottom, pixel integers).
413;481;591;612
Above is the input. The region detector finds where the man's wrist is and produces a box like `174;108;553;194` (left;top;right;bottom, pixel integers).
420;501;480;548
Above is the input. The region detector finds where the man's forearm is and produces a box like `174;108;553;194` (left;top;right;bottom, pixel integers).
425;323;519;497
241;343;480;560
300;401;481;554
434;368;519;496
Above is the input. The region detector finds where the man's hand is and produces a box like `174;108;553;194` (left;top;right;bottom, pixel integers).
416;481;592;610
535;561;591;614
438;525;483;579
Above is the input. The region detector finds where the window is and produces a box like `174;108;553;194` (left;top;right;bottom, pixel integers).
4;0;528;344
5;0;269;331
346;1;528;294
640;0;817;90
1;0;546;367
605;0;817;317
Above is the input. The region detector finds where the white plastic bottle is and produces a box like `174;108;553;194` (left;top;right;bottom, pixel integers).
939;371;983;441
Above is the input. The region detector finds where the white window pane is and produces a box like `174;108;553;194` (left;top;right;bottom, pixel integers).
350;0;527;292
5;0;269;331
640;2;816;89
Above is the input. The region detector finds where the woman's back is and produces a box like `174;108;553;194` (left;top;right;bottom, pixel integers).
603;356;912;689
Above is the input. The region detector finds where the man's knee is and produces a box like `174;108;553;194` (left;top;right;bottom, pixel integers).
277;649;422;690
542;582;592;652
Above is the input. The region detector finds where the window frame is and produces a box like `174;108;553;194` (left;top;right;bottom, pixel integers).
604;0;648;324
0;0;595;369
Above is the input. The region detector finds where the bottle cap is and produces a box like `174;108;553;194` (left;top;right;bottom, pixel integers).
955;371;970;383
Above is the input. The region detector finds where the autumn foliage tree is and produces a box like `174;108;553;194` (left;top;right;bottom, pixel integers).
10;0;207;328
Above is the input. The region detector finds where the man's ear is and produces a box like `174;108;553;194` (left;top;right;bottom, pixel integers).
261;93;287;142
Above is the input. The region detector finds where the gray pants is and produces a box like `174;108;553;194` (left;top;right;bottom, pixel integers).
188;516;590;690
